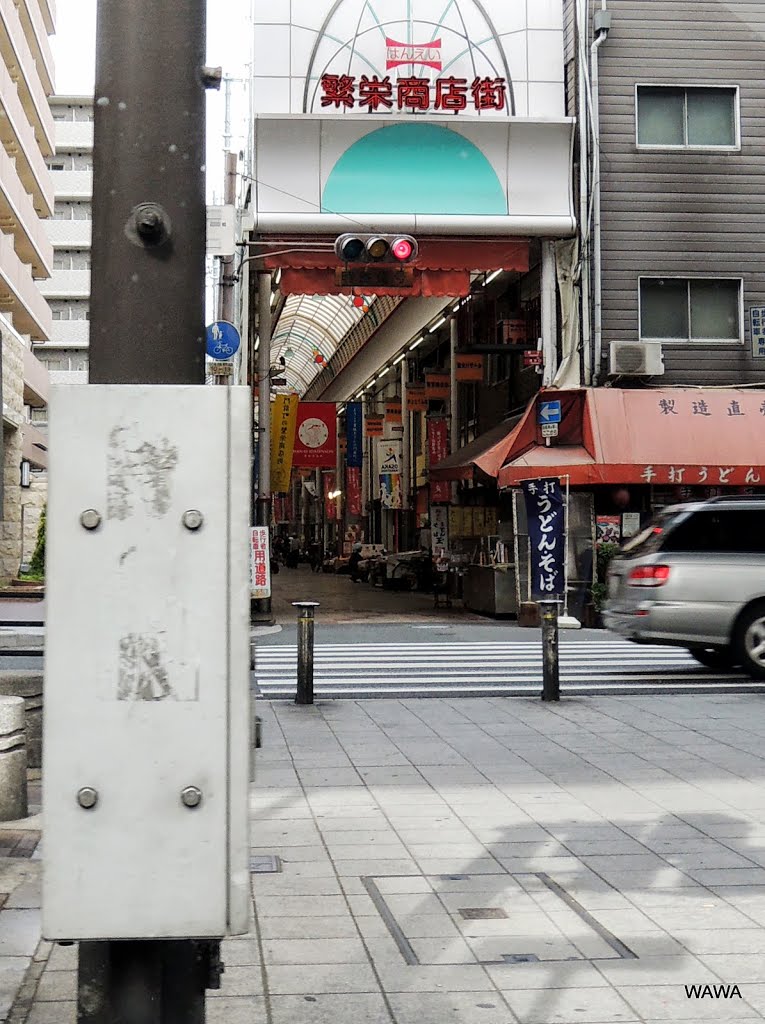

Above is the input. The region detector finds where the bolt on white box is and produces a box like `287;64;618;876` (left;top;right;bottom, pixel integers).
43;385;251;940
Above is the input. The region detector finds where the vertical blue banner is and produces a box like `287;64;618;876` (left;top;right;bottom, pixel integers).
521;478;565;599
346;402;363;468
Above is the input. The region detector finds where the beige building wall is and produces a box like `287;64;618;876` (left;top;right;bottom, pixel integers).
0;0;55;582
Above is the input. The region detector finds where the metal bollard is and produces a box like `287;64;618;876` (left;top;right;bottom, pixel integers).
539;600;561;702
293;601;320;705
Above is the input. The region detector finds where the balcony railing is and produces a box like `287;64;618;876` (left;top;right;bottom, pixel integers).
0;136;51;275
38;268;90;299
23;343;48;406
0;0;55;156
15;0;54;93
45;220;91;247
0;56;53;215
50;169;92;200
43;319;89;346
0;229;52;339
54;121;93;154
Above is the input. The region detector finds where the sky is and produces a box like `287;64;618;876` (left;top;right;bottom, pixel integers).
51;0;253;202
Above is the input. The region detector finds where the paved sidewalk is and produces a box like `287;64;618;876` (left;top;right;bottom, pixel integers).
14;693;765;1022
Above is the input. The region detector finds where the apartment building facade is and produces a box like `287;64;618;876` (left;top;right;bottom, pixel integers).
38;95;92;385
0;0;55;580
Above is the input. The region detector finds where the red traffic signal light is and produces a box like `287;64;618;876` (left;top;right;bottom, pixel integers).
334;233;418;264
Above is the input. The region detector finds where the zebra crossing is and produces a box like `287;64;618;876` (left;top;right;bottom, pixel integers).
252;640;763;699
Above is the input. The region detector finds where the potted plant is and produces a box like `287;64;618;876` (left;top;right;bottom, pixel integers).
589;540;621;627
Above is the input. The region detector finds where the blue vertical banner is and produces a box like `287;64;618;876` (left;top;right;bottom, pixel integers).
346;402;363;468
521;478;565;599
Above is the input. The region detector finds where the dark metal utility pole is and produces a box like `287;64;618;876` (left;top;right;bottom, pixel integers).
78;2;220;1020
540;601;561;702
89;0;211;386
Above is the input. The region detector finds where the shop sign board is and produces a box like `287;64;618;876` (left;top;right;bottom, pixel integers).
752;306;765;358
521;478;565;600
293;403;338;467
270;393;299;493
430;505;449;552
250;527;272;599
456;354;484;382
523;351;543;367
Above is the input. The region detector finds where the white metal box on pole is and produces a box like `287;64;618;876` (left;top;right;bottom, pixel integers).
42;385;251;940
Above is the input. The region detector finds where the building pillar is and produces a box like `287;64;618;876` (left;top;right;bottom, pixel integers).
541;241;559;387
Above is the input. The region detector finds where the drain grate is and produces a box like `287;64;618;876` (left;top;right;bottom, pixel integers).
250;855;281;874
459;908;508;920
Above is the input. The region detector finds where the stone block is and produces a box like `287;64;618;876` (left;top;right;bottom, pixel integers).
0;697;26;820
0;672;43;768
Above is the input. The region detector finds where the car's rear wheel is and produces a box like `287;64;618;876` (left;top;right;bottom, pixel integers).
688;647;737;671
735;603;765;679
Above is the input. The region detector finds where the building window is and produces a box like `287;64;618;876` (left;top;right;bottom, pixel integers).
637;86;738;148
639;278;742;342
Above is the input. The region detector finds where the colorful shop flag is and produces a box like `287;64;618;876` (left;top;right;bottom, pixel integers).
456;353;484;382
385;399;402;424
377;439;402;509
426;371;450;399
323;472;336;520
250;527;272;599
346;466;362;517
521;478;565;600
346;402;363;468
293;402;337;468
428;417;451;503
365;414;384;437
270;393;298;493
406;385;428;412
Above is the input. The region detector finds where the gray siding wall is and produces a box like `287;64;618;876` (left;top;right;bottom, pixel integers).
596;0;765;385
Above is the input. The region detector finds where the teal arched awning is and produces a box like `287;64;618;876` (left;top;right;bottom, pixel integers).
322;123;507;217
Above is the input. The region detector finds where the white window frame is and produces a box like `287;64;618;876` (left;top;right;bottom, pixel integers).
638;275;744;345
635;84;741;152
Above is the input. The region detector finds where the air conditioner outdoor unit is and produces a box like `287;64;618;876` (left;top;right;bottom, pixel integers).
609;341;664;377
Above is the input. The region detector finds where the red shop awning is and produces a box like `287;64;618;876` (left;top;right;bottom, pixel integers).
430;415;523;482
497;387;765;489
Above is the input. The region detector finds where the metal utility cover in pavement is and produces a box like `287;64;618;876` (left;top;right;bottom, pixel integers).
363;873;638;967
250;855;282;874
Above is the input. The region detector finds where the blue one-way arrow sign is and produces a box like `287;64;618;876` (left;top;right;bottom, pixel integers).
538;399;562;424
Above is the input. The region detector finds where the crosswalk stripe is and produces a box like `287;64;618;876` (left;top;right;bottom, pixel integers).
251;640;751;698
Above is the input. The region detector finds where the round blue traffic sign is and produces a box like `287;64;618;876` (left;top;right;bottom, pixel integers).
206;320;241;361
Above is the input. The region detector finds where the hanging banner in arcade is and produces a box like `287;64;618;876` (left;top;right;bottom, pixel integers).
323;472;337;520
385;399;402;424
292;402;337;468
346;402;363;467
365;414;384;437
346;466;362;517
270;393;299;493
406;385;428;412
426;371;450;400
521;478;565;600
428;417;451;503
377;439;402;509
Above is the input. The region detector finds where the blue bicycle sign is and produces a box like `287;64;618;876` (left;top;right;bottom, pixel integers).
206;320;241;361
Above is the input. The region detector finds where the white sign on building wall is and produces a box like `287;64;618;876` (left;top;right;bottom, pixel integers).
250;0;574;237
252;0;565;119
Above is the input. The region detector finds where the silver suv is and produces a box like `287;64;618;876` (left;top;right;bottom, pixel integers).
603;497;765;678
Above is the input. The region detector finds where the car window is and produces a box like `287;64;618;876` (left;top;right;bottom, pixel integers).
662;509;765;553
621;510;685;557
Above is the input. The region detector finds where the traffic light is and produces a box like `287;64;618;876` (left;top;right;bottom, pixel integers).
334;233;418;264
